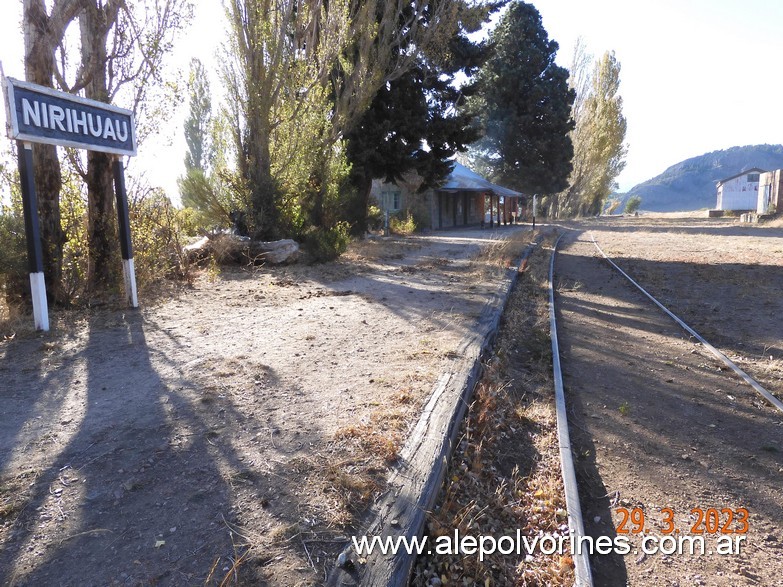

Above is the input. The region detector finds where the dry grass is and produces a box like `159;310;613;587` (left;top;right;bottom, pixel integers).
0;303;36;341
392;388;416;405
764;215;783;228
333;389;421;466
325;394;422;527
342;236;423;263
324;464;381;509
465;229;535;283
334;424;401;465
635;210;710;219
0;470;39;524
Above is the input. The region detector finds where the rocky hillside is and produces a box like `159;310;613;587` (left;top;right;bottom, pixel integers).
617;144;783;212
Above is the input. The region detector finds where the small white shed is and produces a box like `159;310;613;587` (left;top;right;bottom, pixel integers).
716;168;765;211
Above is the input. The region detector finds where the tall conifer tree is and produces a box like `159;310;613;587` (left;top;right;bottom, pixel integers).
470;1;574;198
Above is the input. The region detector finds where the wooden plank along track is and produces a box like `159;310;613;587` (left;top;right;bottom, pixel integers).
327;234;541;587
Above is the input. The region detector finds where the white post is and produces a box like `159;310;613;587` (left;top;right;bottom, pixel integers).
122;258;138;307
113;156;138;308
29;272;49;331
18;141;50;331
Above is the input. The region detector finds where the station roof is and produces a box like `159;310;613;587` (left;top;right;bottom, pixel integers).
439;162;524;199
716;167;767;186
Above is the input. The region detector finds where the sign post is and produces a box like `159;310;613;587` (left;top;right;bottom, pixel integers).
3;76;138;330
17;141;48;331
113;157;137;306
532;194;538;231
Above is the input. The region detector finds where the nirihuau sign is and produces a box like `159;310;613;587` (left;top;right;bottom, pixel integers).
3;74;139;331
5;77;137;156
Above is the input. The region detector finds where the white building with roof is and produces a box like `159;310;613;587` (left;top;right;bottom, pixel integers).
715;168;765;211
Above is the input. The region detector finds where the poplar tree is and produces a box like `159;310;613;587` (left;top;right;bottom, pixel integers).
183;59;213;175
179;60;244;229
470;1;574;198
179;58;223;222
222;0;351;239
580;51;627;215
561;48;627;216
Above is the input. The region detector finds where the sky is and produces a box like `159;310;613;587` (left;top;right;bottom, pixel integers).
2;0;783;196
533;0;783;190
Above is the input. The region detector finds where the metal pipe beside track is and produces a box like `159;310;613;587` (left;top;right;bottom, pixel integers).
590;232;783;415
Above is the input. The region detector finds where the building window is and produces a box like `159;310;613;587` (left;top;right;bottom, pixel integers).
747;173;760;182
382;190;401;211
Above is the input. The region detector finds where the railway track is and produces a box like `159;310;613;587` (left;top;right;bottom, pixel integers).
587;232;783;414
548;227;783;586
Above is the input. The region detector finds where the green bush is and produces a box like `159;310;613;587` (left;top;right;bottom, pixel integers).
303;221;351;262
389;211;416;236
367;205;384;232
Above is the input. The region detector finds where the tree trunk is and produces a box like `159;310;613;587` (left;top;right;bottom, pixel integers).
183;235;299;265
85;150;118;291
309;151;330;229
246;110;279;240
23;0;69;304
355;174;373;236
80;2;120;293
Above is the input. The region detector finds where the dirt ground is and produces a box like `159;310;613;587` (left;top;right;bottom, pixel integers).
554;216;783;586
0;226;528;586
3;216;783;587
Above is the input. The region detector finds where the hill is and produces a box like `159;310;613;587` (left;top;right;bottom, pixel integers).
617;144;783;212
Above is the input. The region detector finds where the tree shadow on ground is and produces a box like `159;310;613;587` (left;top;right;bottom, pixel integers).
554;229;783;585
0;311;340;586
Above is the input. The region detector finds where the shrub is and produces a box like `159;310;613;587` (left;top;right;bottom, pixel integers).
303;221;351;262
130;189;194;288
59;172;89;300
389;210;416;236
0;207;28;313
367;205;384;232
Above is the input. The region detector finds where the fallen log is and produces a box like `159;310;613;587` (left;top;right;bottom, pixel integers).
183;234;299;265
249;239;299;264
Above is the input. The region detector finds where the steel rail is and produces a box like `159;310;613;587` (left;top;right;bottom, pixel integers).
549;234;594;587
590;232;783;414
